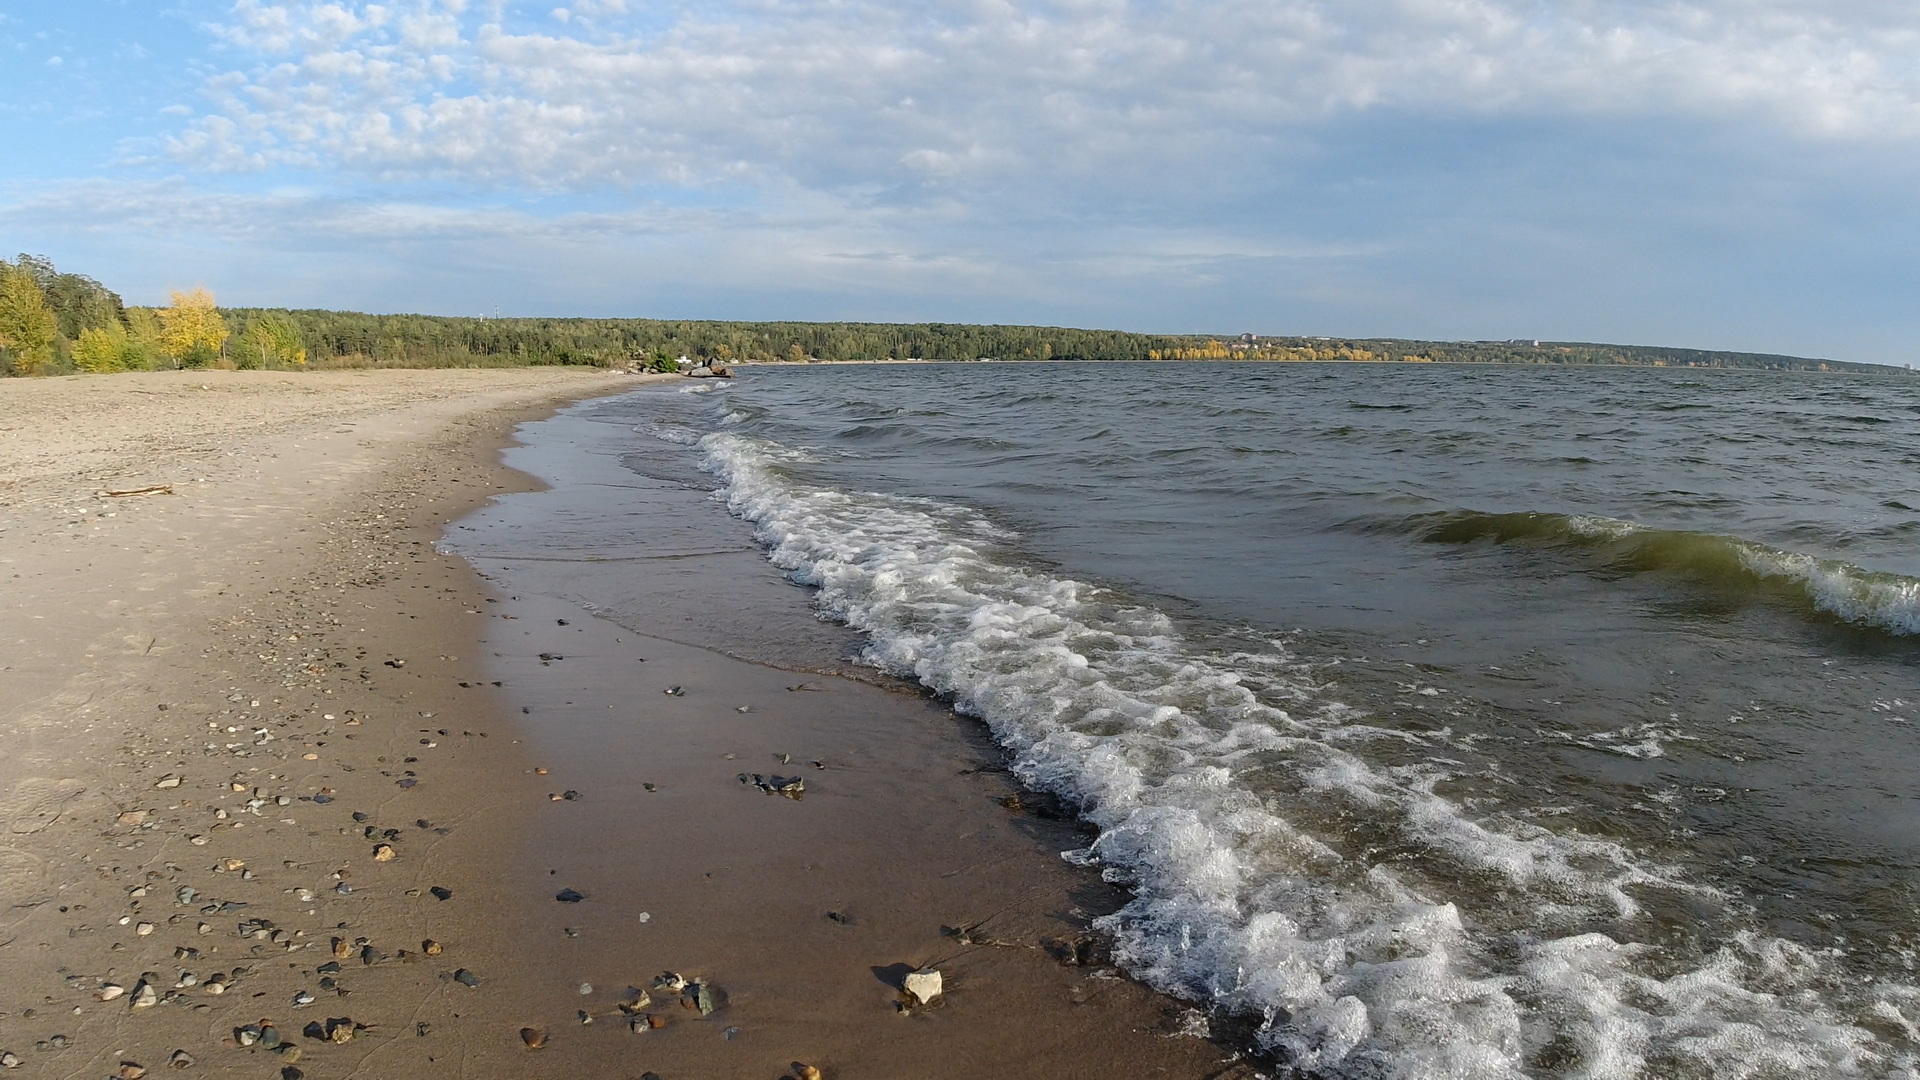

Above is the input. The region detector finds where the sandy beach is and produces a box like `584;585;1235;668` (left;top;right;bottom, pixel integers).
0;370;1240;1079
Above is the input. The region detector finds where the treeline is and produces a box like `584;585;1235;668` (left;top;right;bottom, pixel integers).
4;253;1904;376
0;255;129;375
216;309;1190;368
1155;336;1893;374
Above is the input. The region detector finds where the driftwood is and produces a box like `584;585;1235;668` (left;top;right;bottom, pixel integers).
99;485;174;498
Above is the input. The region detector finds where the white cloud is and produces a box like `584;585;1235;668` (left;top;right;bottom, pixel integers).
168;0;1920;195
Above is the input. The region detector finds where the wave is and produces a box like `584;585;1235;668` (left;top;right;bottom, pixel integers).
699;429;1916;1078
1397;511;1920;637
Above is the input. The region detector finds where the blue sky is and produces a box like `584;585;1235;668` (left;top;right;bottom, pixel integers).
3;1;1918;365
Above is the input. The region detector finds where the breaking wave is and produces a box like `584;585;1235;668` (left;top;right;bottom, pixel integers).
1397;511;1920;637
699;429;1919;1079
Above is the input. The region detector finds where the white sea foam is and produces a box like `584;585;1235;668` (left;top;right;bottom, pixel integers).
702;429;1918;1078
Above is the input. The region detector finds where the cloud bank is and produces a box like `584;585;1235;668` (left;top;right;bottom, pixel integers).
176;0;1920;195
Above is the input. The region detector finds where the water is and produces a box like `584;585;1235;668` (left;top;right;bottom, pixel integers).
577;364;1920;1077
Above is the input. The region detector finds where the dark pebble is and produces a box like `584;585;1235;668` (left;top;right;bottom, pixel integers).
555;888;585;903
430;886;453;901
453;969;480;988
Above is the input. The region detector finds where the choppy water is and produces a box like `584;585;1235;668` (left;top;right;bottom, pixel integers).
617;363;1920;1077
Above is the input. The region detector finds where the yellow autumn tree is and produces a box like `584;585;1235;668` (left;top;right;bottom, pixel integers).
157;287;227;368
0;263;58;375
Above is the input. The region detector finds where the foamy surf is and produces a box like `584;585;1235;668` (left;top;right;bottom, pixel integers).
698;428;1920;1079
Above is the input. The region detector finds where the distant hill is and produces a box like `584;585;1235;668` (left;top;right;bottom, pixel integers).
1154;335;1902;373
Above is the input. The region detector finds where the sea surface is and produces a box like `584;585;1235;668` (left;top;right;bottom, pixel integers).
540;363;1920;1078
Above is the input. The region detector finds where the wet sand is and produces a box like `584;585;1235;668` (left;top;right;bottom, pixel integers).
0;370;1242;1079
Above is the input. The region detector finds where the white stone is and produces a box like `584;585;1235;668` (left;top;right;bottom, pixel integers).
903;968;943;1005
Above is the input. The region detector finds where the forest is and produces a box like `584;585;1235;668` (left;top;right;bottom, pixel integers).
1;254;1903;376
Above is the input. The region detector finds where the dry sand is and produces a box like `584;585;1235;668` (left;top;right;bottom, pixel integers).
0;369;1248;1079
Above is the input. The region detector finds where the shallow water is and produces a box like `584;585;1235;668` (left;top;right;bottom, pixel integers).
532;364;1920;1078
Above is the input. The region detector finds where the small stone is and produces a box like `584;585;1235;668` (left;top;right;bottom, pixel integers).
274;1045;301;1063
642;783;657;792
646;1015;666;1030
578;983;593;995
258;1026;281;1050
155;776;182;789
578;1010;593;1025
97;983;127;1001
430;886;453;901
203;973;228;994
280;1067;302;1080
235;1026;260;1048
292;990;315;1007
453;968;480;988
326;1019;356;1044
136;922;155;936
688;982;717;1016
118;809;151;826
130;981;159;1008
117;1061;147;1079
333;938;354;959
519;1027;547;1049
0;1051;20;1069
652;973;686;992
562;790;580;801
167;1049;195;1070
372;843;396;862
664;686;685;696
903;968;943;1006
795;1066;822;1080
422;939;443;956
555;888;585;903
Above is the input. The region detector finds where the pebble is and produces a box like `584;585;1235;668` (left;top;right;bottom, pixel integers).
136;922;155;936
130;981;159;1008
155;776;182;789
519;1027;547;1049
422;939;443;956
555;888;585;903
292;990;316;1007
687;982;717;1016
430;886;453;900
453;968;480;988
664;686;685;696
97;983;127;1001
0;1053;17;1069
903;968;943;1006
118;1061;147;1079
258;1025;282;1050
373;843;397;862
579;982;594;995
167;1050;194;1070
796;1066;822;1080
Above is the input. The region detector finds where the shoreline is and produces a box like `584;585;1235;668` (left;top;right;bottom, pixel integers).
444;387;1244;1076
0;370;1243;1079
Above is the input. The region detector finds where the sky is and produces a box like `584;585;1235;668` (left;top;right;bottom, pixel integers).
2;1;1918;365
